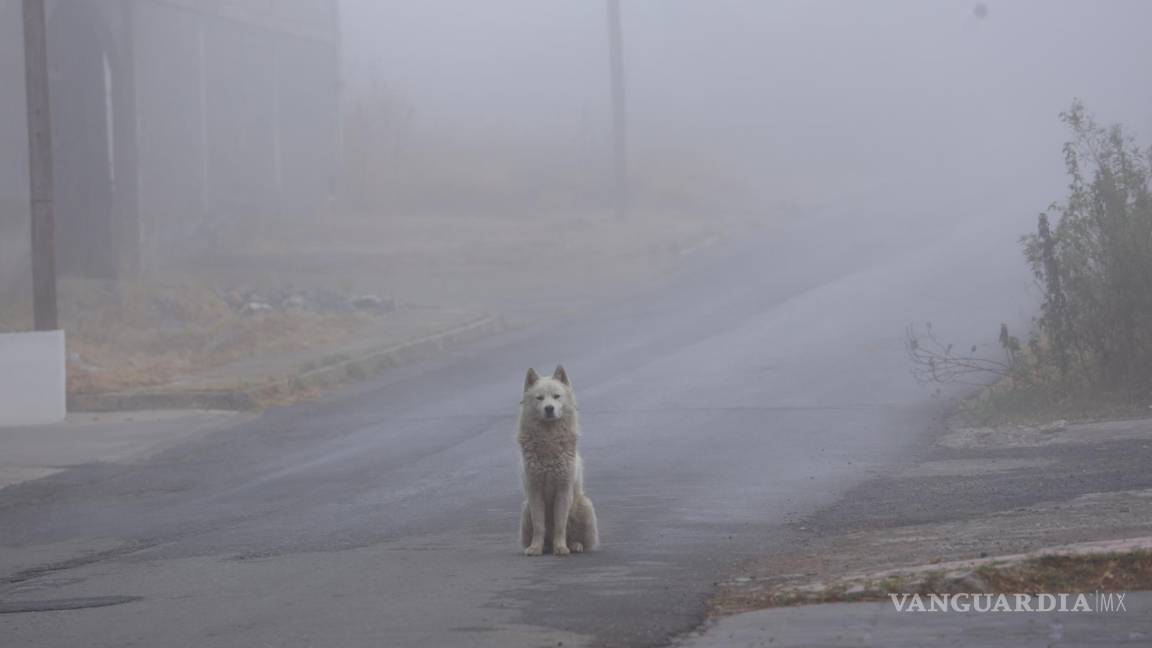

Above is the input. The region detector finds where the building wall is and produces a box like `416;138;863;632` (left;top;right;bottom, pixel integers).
156;0;338;42
134;0;340;267
0;0;340;287
47;0;134;278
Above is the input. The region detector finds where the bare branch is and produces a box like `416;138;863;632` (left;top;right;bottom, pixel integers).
905;323;1019;387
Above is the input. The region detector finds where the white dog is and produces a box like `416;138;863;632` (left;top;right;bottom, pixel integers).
518;365;599;555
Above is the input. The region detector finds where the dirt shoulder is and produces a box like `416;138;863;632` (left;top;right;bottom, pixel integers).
173;208;755;321
713;414;1152;614
1;208;767;408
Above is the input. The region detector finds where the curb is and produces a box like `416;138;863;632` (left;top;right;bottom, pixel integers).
68;314;507;413
719;536;1152;610
836;535;1152;591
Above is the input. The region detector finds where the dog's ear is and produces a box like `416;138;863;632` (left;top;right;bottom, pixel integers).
552;365;570;386
524;368;540;391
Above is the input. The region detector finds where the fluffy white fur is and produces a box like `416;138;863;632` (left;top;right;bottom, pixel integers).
517;365;599;556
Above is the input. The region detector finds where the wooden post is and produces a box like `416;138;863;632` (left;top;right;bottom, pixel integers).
332;0;345;213
196;17;209;222
606;0;628;220
23;0;58;330
116;0;141;275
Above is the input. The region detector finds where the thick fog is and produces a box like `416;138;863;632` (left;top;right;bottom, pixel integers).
343;0;1152;216
4;0;1152;366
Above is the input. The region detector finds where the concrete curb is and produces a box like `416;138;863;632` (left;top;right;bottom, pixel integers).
68;314;507;413
722;536;1152;608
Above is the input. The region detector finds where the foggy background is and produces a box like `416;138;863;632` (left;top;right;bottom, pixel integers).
342;0;1152;211
2;0;1152;336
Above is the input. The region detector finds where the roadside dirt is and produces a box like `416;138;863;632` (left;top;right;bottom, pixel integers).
713;415;1152;614
7;208;766;397
60;279;384;394
177;208;757;319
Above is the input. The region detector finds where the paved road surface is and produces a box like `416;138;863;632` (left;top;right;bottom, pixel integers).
679;592;1152;647
1;216;1034;647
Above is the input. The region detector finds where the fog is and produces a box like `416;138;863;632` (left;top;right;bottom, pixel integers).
343;0;1152;212
3;0;1152;378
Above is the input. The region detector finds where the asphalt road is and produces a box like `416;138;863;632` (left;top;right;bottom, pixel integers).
681;592;1152;647
0;217;1033;647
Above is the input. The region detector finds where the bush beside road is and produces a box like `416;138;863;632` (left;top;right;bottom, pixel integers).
692;103;1152;644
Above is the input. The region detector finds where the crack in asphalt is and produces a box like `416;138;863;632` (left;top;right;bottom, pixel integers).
0;596;143;614
0;541;161;615
0;540;162;586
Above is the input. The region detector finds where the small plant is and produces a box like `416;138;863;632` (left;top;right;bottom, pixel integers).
906;321;1023;387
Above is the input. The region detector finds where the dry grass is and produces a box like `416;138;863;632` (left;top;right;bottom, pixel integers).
958;373;1152;427
209;208;750;311
711;551;1152;613
8;207;759;395
63;279;376;394
975;551;1152;593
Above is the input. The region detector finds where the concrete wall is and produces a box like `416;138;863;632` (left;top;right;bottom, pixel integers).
132;0;340;266
0;331;65;426
0;0;340;292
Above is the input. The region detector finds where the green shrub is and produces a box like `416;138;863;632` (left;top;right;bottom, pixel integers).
1023;100;1152;394
908;101;1152;420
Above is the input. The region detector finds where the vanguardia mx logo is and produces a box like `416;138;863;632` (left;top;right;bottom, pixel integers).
889;592;1128;613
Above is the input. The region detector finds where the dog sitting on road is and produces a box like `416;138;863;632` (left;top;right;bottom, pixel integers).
518;365;599;555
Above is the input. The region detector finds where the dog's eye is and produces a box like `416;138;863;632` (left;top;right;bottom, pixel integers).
552;394;561;399
536;395;544;401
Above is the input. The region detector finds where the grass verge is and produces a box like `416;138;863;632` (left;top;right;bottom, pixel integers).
61;280;378;394
956;377;1151;427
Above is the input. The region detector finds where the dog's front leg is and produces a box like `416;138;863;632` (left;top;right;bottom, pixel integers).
524;488;547;556
551;485;573;556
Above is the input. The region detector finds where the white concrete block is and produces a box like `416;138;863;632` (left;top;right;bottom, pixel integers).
0;330;66;426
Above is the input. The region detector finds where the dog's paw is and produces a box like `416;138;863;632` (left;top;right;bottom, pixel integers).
553;544;571;556
568;542;584;553
523;545;544;556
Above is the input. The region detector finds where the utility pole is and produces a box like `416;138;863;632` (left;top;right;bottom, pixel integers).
22;0;58;330
606;0;628;220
